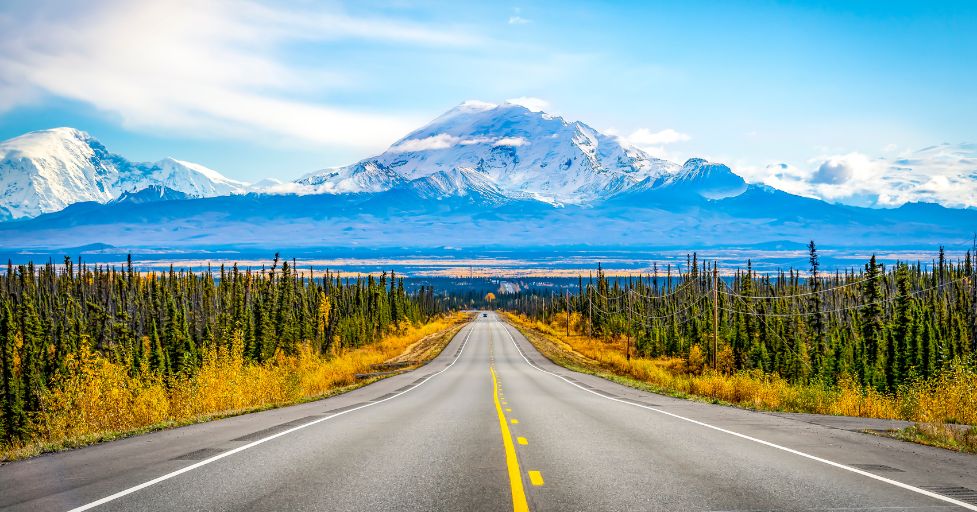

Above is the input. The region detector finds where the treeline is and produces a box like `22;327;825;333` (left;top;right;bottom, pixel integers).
508;244;977;392
0;254;443;444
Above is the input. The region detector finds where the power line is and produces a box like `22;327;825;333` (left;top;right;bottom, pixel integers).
627;278;702;300
718;277;965;318
722;285;812;369
630;293;710;323
721;272;885;300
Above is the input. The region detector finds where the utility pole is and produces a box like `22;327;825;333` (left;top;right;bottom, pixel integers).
713;263;719;371
972;234;977;354
565;288;570;337
626;290;632;362
588;289;593;338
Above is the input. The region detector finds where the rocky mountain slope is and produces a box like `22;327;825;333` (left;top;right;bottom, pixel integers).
0;128;248;219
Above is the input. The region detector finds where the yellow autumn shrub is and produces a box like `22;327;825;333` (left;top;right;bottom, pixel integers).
505;312;972;426
4;313;467;461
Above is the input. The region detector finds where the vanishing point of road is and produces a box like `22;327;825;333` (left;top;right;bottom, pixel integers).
2;313;976;511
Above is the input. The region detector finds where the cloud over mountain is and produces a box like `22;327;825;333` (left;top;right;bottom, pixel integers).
747;144;977;209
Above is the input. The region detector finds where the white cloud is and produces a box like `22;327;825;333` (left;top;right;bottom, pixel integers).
390;134;460;153
390;133;529;152
604;127;690;160
459;136;494;145
505;97;550;112
508;8;531;25
626;128;691;146
745;144;977;208
0;0;476;149
493;137;528;147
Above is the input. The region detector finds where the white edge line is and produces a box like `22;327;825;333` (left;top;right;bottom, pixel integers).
498;322;977;512
67;323;478;512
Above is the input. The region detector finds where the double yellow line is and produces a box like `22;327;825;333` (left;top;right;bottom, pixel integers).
491;366;530;512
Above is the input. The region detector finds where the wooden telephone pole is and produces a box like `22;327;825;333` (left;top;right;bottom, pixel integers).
565;288;570;337
713;264;719;371
972;235;977;354
588;290;593;338
626;290;632;362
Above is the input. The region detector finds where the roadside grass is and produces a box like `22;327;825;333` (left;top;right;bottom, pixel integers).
503;312;977;454
1;313;471;463
876;424;977;454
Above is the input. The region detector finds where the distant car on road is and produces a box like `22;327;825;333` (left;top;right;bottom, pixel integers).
482;313;488;317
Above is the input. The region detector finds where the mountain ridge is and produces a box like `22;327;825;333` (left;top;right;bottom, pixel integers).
2;102;976;252
0;127;249;219
298;101;680;204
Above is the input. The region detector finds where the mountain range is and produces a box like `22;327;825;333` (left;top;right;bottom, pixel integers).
0;128;249;220
0;101;975;252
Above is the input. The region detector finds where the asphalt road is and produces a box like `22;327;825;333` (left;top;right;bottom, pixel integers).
2;312;977;511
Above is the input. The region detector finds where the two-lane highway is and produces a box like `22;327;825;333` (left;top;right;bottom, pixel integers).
2;313;976;511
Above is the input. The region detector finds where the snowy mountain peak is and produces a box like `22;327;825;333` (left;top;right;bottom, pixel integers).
407;167;513;204
669;158;747;199
6;127;93;148
145;157;249;196
298;101;681;204
0;128;246;219
296;160;404;194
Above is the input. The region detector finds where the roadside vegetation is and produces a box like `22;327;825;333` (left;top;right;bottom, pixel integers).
0;254;460;461
501;243;977;453
506;312;976;452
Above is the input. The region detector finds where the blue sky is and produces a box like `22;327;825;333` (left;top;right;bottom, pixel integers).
1;0;975;206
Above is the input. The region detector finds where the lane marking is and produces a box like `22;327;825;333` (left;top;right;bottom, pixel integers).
528;471;544;487
517;437;528;445
68;323;480;512
497;322;977;512
511;419;519;424
506;408;512;412
491;366;530;512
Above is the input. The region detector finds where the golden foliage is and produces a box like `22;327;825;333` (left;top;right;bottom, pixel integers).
4;313;469;461
547;311;586;335
505;312;975;430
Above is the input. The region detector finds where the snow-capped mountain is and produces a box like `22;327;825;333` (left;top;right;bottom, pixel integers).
626;158;748;201
0;104;750;220
295;160;404;193
298;101;679;204
2;103;976;252
404;167;526;205
0;128;248;219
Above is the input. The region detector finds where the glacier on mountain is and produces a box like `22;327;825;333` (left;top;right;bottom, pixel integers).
0;127;248;219
297;101;680;204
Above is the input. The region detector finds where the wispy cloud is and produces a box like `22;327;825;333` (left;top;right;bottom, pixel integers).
508;7;531;25
739;143;977;208
390;134;461;153
0;0;477;149
625;128;691;146
390;132;529;152
493;136;528;147
505;97;550;112
605;127;691;160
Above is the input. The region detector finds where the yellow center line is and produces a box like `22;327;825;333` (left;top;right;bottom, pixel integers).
528;471;544;487
491;366;530;512
511;418;519;424
517;437;528;445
